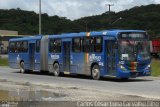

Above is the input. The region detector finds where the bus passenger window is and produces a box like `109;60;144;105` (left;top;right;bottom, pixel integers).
94;37;102;52
83;37;94;52
72;38;81;52
22;41;28;52
15;42;21;53
50;39;61;53
9;42;15;53
36;40;40;52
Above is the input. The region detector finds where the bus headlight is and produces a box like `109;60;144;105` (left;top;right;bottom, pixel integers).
118;65;127;71
148;65;151;68
145;64;151;70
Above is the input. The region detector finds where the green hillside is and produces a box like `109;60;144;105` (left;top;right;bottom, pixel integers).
74;4;160;37
0;8;83;35
0;4;160;37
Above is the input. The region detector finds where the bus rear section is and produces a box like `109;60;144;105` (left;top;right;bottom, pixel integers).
8;36;42;72
9;40;29;70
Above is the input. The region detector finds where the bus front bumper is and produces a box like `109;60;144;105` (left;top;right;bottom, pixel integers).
117;68;151;78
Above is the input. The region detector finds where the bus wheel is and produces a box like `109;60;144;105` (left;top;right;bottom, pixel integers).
53;63;60;76
91;65;100;80
20;62;25;73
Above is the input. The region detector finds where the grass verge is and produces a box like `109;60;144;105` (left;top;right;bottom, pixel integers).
0;57;8;66
151;58;160;77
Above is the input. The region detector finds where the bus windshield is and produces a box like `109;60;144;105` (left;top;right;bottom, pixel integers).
118;40;150;61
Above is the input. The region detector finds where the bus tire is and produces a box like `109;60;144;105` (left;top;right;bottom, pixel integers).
91;64;100;80
53;63;60;76
121;78;129;81
20;62;25;73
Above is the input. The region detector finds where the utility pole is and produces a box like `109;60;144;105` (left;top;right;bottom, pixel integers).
39;0;42;35
105;4;114;25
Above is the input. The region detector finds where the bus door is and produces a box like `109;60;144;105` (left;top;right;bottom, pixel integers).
63;42;71;72
105;41;116;75
29;43;35;70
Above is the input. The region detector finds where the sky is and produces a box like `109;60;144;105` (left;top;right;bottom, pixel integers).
0;0;159;20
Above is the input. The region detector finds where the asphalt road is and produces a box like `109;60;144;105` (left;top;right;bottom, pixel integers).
0;67;160;99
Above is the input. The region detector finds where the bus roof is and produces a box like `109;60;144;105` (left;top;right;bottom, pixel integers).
48;29;146;38
9;30;146;41
9;35;42;41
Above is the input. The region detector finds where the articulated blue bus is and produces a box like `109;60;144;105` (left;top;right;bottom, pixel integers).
9;30;151;80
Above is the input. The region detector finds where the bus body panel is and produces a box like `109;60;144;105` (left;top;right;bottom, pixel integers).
9;53;30;69
48;53;63;73
70;53;84;74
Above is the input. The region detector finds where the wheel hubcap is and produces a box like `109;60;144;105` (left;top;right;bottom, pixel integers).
20;63;24;72
92;69;99;78
54;65;59;75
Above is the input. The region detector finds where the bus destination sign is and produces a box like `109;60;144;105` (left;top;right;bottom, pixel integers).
119;33;147;39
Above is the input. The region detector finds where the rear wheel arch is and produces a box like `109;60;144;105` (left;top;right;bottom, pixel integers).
53;62;60;76
20;60;24;64
91;62;100;80
49;61;60;76
53;61;59;66
91;62;99;73
20;60;25;73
